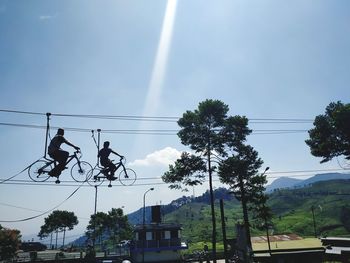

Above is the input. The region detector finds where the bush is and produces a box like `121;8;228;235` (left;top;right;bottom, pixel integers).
0;225;21;261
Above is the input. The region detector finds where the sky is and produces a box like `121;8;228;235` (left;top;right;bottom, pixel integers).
0;0;350;243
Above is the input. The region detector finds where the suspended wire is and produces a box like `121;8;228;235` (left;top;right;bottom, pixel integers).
265;168;347;175
0;182;85;222
0;158;41;185
249;118;313;123
0;109;45;116
0;108;313;123
1;167;348;187
337;156;350;170
0;202;90;220
0;121;310;135
0;202;44;213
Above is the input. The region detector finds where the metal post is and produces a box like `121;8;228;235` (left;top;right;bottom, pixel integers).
265;218;271;254
97;129;101;150
142;188;154;263
44;113;51;158
93;186;98;249
311;205;317;237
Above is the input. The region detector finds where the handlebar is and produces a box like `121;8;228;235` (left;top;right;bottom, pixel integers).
74;149;82;159
110;156;125;163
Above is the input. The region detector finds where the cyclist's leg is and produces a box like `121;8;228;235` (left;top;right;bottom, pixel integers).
109;161;118;176
57;150;69;171
48;152;59;176
100;160;111;178
50;150;68;176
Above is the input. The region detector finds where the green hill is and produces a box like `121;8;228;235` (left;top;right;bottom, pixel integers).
162;180;350;244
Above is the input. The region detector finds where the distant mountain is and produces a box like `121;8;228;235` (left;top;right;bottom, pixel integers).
266;172;350;192
266;177;303;192
127;188;236;225
294;173;350;188
70;173;350;245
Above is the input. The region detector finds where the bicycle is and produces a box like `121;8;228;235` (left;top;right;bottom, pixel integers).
87;157;136;187
28;150;92;184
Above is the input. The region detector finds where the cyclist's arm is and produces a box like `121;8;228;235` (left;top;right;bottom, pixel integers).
64;139;80;150
111;150;123;158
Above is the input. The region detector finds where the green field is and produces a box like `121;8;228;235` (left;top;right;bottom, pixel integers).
164;180;350;244
252;238;322;251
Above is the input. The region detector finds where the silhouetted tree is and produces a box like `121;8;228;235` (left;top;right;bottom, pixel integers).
162;99;254;262
86;208;132;250
306;101;350;163
87;212;108;248
39;210;78;248
219;144;267;255
0;224;21;261
107;208;133;247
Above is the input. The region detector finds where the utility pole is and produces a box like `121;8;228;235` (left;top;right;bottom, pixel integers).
311;205;317;237
220;199;229;263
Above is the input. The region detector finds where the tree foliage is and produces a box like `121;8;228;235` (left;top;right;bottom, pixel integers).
0;224;21;261
162;99;268;261
38;210;78;247
219;145;264;202
306;101;350;163
162;152;207;190
86;208;132;247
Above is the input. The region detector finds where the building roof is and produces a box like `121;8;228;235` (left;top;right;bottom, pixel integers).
134;223;182;231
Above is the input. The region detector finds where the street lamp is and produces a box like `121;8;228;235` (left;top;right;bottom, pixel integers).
143;188;154;226
142;187;154;263
262;167;270;176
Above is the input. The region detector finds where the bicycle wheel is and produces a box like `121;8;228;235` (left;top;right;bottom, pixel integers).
71;161;93;182
28;160;52;182
87;168;105;186
119;168;136;186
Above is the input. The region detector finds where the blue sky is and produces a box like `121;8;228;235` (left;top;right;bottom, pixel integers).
0;0;350;242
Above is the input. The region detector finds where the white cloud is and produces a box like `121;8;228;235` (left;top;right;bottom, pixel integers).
39;14;56;20
129;147;182;167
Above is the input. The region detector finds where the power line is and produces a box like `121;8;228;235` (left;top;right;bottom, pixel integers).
1;167;348;187
0;109;45;116
0;202;90;221
0;121;310;135
0;108;313;123
0;183;85;222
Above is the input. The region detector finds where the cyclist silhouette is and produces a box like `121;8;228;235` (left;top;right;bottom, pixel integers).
98;141;124;180
48;128;80;177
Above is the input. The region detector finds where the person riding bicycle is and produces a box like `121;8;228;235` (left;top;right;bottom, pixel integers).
48;128;80;177
98;141;124;180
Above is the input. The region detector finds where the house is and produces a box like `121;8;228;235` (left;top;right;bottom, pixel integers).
130;205;188;263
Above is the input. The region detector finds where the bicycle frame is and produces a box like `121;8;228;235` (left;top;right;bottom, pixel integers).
94;160;124;180
38;151;82;174
88;157;136;187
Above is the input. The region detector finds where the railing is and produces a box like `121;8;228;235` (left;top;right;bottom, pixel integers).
134;238;182;249
11;251;108;262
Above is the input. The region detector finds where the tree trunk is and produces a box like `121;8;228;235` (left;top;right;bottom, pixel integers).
55;230;58;249
238;173;252;261
63;227;66;247
207;148;217;263
50;232;53;249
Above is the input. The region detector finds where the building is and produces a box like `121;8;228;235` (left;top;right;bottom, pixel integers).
130;205;188;263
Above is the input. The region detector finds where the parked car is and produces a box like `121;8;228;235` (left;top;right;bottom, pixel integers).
119;240;131;247
19;242;47;252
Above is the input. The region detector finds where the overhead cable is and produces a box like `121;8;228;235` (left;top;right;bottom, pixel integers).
0;182;85;222
0;108;313;123
0;121;309;135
